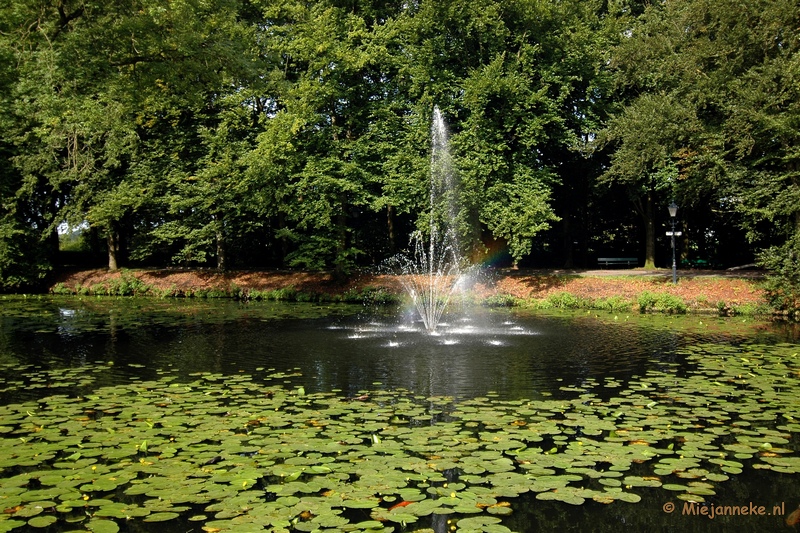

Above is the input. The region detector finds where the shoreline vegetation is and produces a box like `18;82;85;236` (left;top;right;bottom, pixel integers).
46;267;777;318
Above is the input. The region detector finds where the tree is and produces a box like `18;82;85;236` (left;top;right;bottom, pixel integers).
599;94;699;268
4;0;261;271
601;0;800;273
400;0;617;264
247;0;412;274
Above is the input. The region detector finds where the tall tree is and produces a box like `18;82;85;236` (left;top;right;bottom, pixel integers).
603;0;800;277
4;0;260;271
400;0;612;264
600;94;699;268
247;0;410;274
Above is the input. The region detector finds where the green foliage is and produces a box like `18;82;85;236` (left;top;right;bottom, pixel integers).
0;0;797;282
528;291;635;312
342;286;400;305
758;236;800;311
716;300;771;317
637;291;687;314
594;296;633;313
58;228;89;253
480;173;559;264
90;271;149;297
0;216;52;291
604;0;800;273
547;292;583;309
481;293;523;308
263;286;300;301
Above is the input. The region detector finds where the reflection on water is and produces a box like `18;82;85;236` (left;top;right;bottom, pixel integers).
1;296;799;533
0;296;794;402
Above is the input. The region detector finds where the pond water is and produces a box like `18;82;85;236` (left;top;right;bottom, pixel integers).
0;296;790;401
0;295;798;533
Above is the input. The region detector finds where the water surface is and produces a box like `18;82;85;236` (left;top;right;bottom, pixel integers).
0;296;789;401
0;296;798;533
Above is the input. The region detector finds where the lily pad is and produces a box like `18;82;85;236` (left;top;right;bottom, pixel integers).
26;515;57;528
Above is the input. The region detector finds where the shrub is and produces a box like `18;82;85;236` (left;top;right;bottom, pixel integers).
335;286;398;305
361;286;399;305
229;283;244;300
50;283;73;295
637;291;658;312
482;293;522;307
638;291;686;314
295;291;319;302
718;301;770;317
594;296;632;313
546;291;588;309
265;286;299;301
758;236;800;312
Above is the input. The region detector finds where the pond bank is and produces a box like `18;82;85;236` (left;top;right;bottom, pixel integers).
50;267;769;315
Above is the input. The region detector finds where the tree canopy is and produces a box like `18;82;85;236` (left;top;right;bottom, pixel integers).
1;0;799;306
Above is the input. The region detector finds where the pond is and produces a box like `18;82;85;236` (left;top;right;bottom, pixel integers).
0;295;798;533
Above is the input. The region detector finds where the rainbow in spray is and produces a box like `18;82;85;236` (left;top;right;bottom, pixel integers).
386;107;474;333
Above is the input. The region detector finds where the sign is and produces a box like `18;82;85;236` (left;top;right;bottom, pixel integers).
666;231;683;236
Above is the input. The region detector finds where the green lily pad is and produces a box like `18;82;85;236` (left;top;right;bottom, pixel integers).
0;520;27;532
86;519;120;533
26;515;57;528
143;512;181;522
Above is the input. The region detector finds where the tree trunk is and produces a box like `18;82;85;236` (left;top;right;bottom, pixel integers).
644;190;655;269
214;215;226;271
334;193;348;278
216;229;226;271
387;204;396;255
107;229;119;271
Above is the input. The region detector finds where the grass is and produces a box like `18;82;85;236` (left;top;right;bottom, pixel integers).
52;277;402;306
50;270;772;317
637;291;688;314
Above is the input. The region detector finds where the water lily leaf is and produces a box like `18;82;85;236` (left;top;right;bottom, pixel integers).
26;515;57;528
86;519;120;533
622;476;661;488
143;512;180;522
486;502;513;516
455;516;504;529
536;491;584;505
371;510;417;524
614;492;642;503
759;456;800;473
353;520;385;529
0;519;27;532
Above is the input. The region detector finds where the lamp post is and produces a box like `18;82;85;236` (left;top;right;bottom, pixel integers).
668;202;678;284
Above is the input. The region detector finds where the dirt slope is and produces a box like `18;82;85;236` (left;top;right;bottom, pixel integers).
52;267;766;310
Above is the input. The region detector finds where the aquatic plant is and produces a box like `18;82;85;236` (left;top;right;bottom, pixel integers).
0;341;797;532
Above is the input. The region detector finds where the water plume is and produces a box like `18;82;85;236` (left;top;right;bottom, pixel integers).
387;106;472;332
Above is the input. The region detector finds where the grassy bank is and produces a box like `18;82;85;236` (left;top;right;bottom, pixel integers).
481;289;770;316
50;271;400;305
47;267;774;317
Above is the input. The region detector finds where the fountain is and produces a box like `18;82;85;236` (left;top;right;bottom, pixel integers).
386;107;473;333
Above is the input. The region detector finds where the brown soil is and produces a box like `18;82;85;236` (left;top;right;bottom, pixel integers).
476;269;765;308
52;267;767;309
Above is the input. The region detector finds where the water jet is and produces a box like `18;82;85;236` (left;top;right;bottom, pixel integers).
387;106;474;332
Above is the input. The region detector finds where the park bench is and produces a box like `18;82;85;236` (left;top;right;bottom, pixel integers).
597;257;638;268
